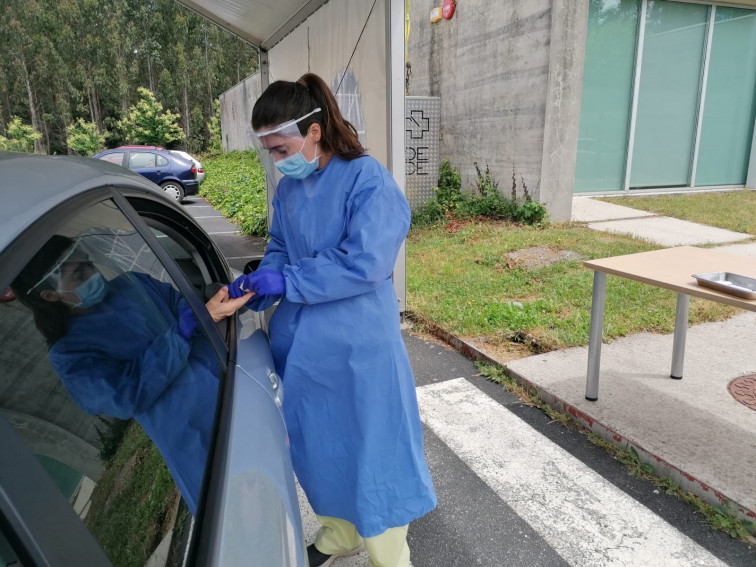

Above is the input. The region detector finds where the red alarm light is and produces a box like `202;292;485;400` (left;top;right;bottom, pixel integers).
442;0;455;19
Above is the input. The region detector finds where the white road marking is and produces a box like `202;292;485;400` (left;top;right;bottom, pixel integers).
416;378;727;567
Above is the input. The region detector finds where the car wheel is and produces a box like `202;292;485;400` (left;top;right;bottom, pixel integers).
161;181;185;202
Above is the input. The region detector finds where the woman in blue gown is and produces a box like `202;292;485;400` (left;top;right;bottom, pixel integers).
229;73;436;567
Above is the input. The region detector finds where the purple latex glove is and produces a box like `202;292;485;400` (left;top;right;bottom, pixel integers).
230;269;285;298
177;303;197;339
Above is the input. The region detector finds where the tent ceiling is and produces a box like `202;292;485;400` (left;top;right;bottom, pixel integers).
174;0;329;50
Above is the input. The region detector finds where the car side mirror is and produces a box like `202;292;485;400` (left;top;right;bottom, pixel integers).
243;257;263;274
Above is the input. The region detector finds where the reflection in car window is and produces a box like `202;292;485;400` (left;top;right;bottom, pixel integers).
129;152;156;169
156;155;169;167
0;529;21;566
97;152;124;166
1;199;222;565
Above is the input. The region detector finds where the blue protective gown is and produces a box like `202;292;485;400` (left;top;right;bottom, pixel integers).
48;272;220;515
248;155;437;537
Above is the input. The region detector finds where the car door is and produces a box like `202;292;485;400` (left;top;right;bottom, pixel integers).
127;151;169;185
0;186;304;566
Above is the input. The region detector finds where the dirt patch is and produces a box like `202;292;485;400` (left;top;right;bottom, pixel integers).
504;246;585;269
462;336;534;363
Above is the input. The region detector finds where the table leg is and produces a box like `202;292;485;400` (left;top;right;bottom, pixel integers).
586;271;607;401
670;293;690;379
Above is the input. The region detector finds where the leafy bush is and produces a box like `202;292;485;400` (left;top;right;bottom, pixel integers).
206;100;223;157
66;118;107;156
411;160;464;227
411;160;549;227
94;416;131;463
200;150;268;236
0;116;41;152
436;159;463;209
118;87;184;147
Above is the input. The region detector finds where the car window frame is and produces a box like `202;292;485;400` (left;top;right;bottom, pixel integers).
0;185;234;566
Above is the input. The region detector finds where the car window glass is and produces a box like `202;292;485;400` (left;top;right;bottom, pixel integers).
97;152;124;166
0;529;21;566
156;155;169;167
1;199;222;565
129;152;156;169
149;226;212;297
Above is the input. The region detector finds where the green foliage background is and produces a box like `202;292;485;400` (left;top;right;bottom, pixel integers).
0;0;258;155
200;151;268;236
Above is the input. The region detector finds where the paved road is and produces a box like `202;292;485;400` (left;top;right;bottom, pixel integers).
183;196;756;566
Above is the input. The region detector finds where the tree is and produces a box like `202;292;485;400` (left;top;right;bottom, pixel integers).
0;116;41;152
0;0;258;155
118;87;184;147
66;118;106;156
206;100;223;156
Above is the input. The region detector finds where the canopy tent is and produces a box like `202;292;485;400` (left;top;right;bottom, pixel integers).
175;0;408;312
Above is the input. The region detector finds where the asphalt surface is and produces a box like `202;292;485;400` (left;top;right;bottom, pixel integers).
183;195;756;566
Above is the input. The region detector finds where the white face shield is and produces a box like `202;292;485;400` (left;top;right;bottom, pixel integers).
26;239;95;295
251;107;322;162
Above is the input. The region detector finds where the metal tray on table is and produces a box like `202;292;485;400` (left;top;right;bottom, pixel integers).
691;272;756;300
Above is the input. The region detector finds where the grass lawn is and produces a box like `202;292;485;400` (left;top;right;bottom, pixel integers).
598;190;756;235
85;421;181;567
405;219;739;360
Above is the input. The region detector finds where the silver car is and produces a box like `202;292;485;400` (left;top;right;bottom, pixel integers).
169;150;206;185
0;152;305;566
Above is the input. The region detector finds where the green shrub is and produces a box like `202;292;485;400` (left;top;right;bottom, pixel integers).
118;87;184;147
412;160;547;227
436;159;463;209
66;118;107;156
513;198;549;225
206;100;223;157
0;116;41;152
200;150;268;236
411;160;464;227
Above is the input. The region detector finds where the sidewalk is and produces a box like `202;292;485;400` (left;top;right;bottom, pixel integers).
463;196;756;529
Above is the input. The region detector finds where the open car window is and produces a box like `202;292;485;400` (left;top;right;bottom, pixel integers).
0;198;223;565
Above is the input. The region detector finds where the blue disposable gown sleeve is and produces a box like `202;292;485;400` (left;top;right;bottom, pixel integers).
49;305;194;420
284;169;410;305
246;198;290;312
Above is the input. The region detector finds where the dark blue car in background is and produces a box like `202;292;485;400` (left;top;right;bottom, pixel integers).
93;146;200;202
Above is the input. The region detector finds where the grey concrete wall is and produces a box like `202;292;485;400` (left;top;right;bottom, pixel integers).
539;0;589;221
407;0;589;221
220;73;263;152
407;0;553;203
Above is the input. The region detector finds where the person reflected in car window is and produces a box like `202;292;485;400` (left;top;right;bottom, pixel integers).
11;234;252;515
228;73;437;567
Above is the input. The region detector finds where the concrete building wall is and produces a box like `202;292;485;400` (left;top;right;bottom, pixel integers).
407;0;588;221
408;1;552;204
220;73;262;152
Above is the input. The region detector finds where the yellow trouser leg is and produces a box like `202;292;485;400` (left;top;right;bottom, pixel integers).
314;515;410;567
364;524;410;567
314;515;363;554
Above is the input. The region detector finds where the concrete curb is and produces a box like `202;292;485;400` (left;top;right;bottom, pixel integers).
405;312;756;535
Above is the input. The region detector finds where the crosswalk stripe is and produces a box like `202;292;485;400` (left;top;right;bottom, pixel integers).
416;378;726;567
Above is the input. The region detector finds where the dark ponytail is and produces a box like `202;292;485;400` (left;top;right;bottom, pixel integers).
252;73;366;160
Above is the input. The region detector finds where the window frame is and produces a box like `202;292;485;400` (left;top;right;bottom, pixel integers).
0;185;236;566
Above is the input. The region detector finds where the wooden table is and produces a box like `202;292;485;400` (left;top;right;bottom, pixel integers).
583;246;756;401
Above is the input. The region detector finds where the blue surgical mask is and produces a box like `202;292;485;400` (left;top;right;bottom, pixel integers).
71;272;108;308
275;140;320;179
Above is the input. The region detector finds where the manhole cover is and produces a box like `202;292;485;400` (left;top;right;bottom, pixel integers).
728;374;756;411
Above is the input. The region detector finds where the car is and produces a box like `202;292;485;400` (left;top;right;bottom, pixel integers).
0;151;305;566
92;146;199;202
169;149;206;184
